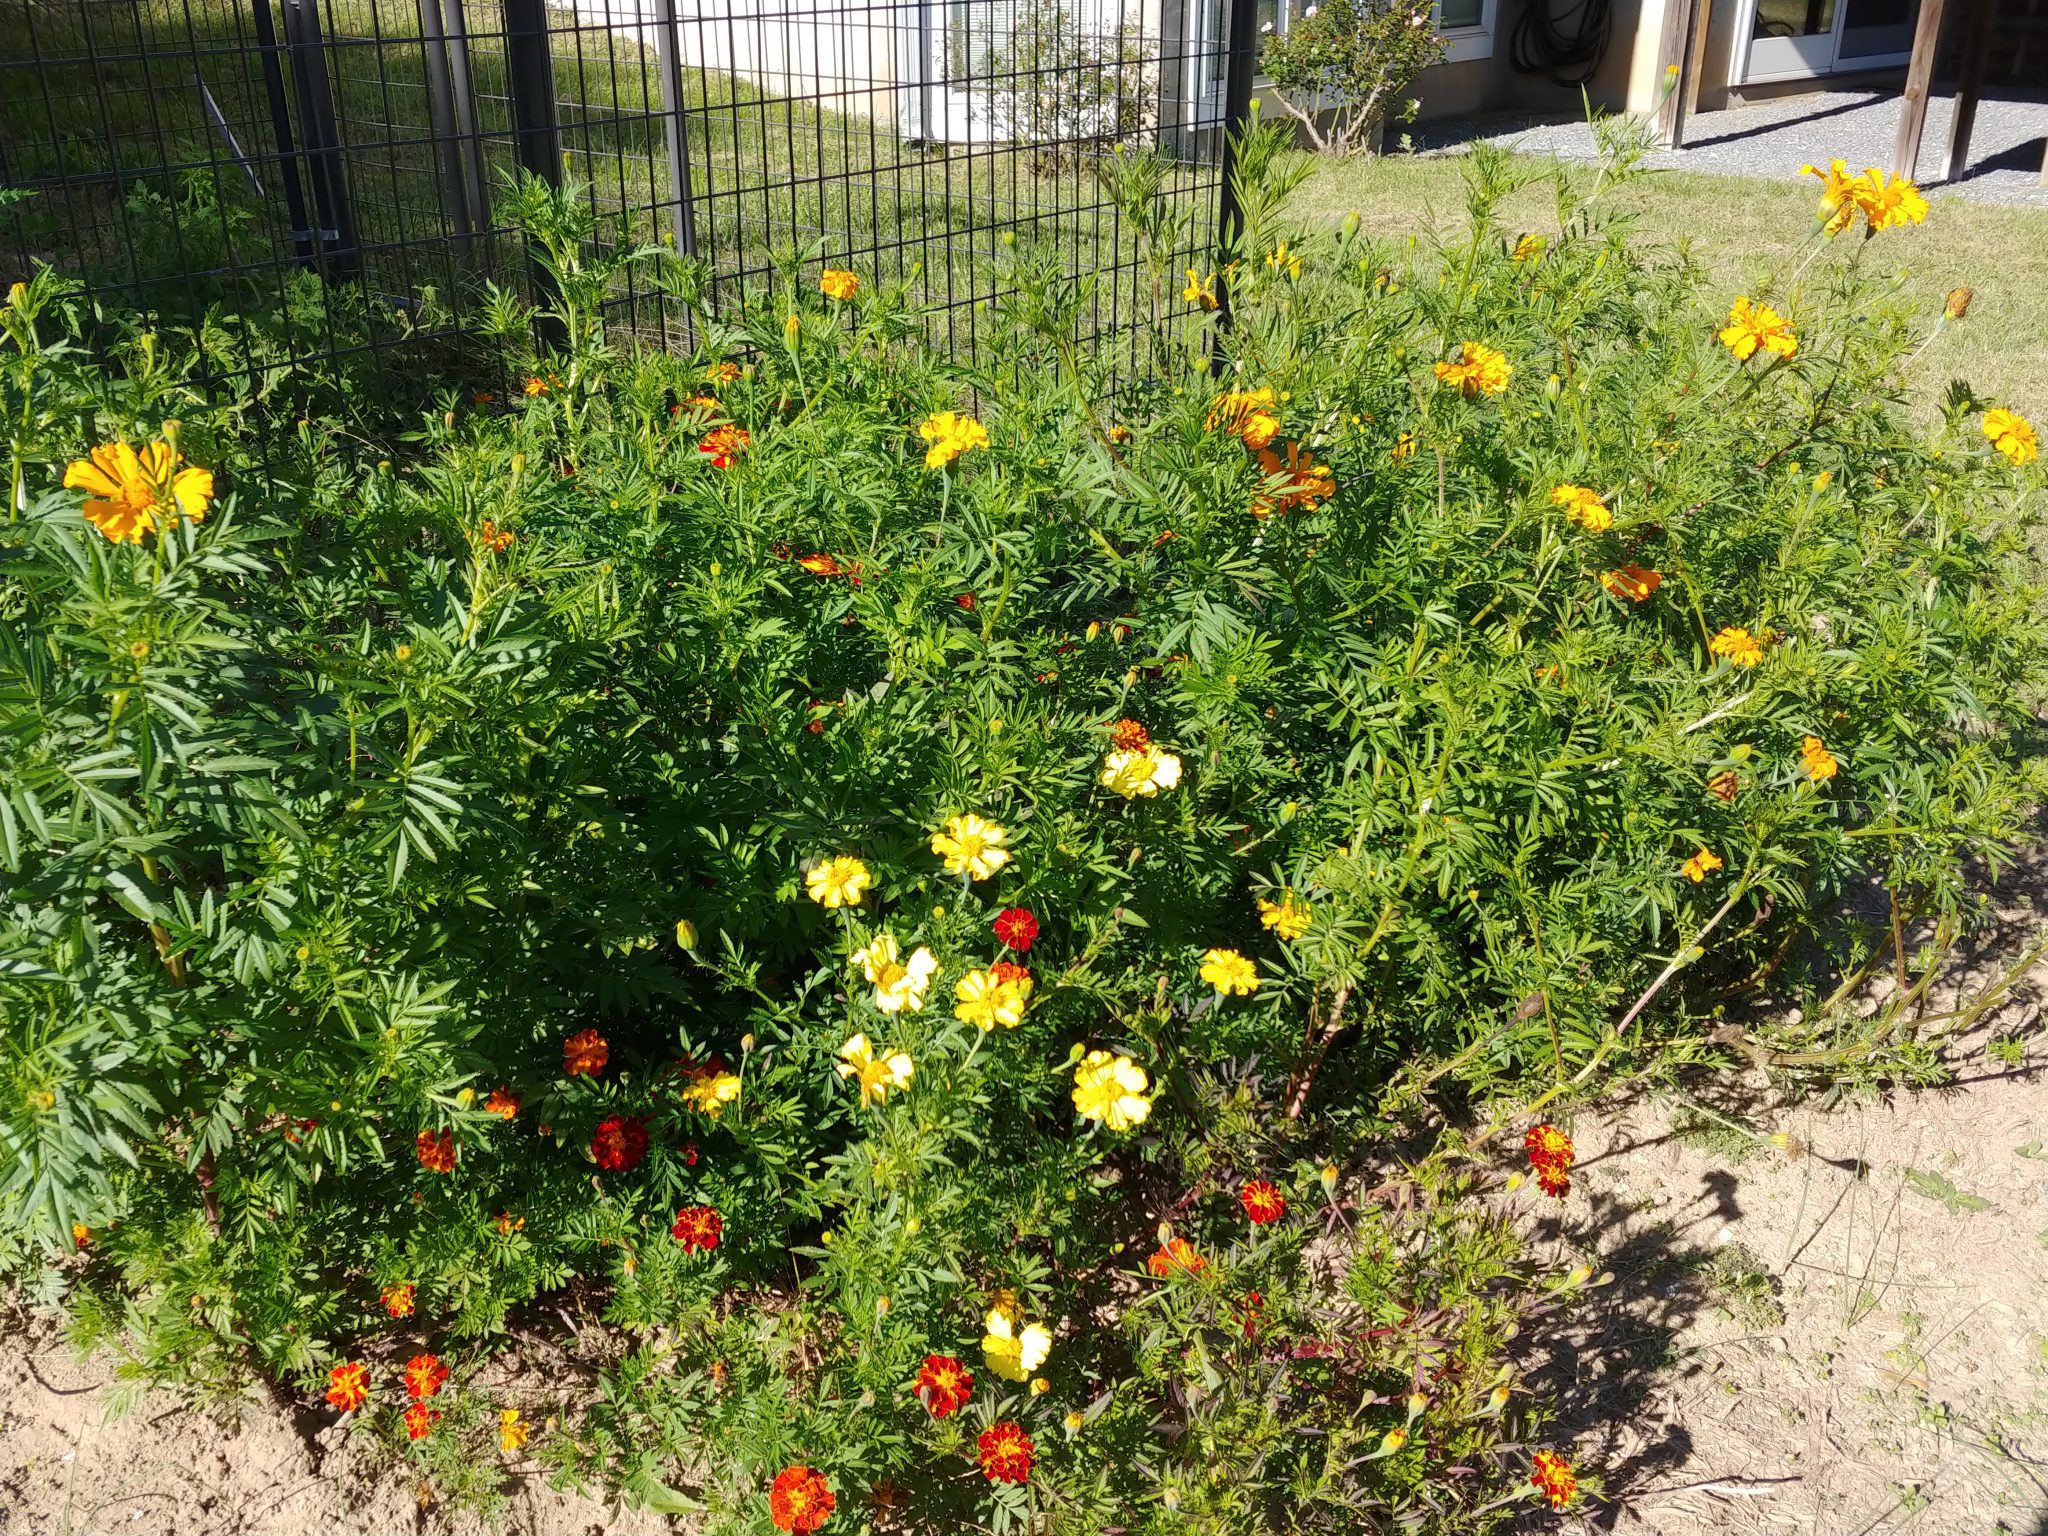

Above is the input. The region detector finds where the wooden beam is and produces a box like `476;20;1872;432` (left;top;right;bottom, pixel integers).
1941;0;2000;181
1651;0;1702;149
1893;0;1950;180
1684;0;1714;123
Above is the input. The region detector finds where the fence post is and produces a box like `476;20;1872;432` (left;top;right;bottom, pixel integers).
414;0;475;261
502;0;565;341
651;0;699;260
277;0;361;279
1210;0;1261;351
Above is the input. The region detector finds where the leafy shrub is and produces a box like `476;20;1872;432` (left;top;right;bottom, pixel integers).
2;125;2042;1532
1260;0;1449;156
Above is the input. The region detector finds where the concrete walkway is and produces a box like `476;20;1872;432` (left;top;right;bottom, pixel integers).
1413;89;2048;208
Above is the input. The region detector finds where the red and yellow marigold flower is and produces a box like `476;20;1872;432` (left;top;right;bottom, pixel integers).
403;1401;440;1440
699;424;750;468
679;1060;742;1117
704;360;741;385
485;1086;520;1119
1240;1179;1287;1224
1529;1449;1577;1510
590;1114;650;1173
1708;625;1764;668
1681;847;1724;884
404;1352;450;1400
415;1128;456;1174
671;1204;723;1252
977;1421;1035;1484
1550;483;1611;533
325;1361;370;1412
1146;1236;1208;1277
993;906;1039;951
64;439;214;545
819;268;859;300
1599;565;1662;602
1706;769;1740;802
1799;735;1839;782
563;1029;609;1076
1718;296;1797;362
914;1353;975;1418
769;1465;836;1533
1983;408;2039;466
1524;1123;1575;1198
1433;342;1512;397
380;1282;415;1318
1107;716;1151;752
1206;386;1281;448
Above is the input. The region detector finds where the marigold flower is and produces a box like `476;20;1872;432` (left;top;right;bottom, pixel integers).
1511;233;1546;262
1107;717;1151;752
981;1306;1053;1382
1251;440;1334;518
769;1465;836;1533
993;906;1039;951
1681;847;1724;884
1206;386;1281;448
1392;431;1416;461
403;1400;440;1440
1599;565;1662;602
1146;1236;1207;1277
680;1066;742;1117
1257;891;1311;940
1433;341;1512;397
819;268;859;300
380;1282;415;1318
499;1407;530;1453
699;424;750;468
851;933;940;1014
1708;626;1764;668
1100;745;1183;799
914;1353;975;1418
1550;483;1612;532
1530;1449;1577;1510
1706;770;1739;802
1853;167;1927;232
1524;1123;1575;1198
1200;947;1259;996
1801;158;1861;236
837;1033;914;1106
989;959;1031;988
955;591;976;610
563;1029;608;1076
918;409;990;469
978;1421;1036;1484
954;966;1029;1030
71;1222;91;1249
64;440;213;545
1796;735;1839;782
930;812;1011;880
404;1353;450;1400
1072;1049;1150;1131
1944;286;1973;321
325;1361;370;1413
1265;241;1303;278
806;855;872;908
415;1128;456;1174
522;375;549;396
1183;268;1219;310
795;552;844;577
1719;296;1798;362
474;517;515;553
589;1114;649;1172
1983;408;2039;466
1240;1179;1288;1224
485;1086;520;1119
671;1204;723;1252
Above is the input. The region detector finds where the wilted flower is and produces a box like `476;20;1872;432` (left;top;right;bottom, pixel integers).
1799;735;1839;781
1146;1236;1208;1277
380;1282;415;1318
1206;386;1281;448
1183;268;1219;310
403;1401;440;1440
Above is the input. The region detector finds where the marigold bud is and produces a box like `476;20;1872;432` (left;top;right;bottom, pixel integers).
1945;286;1973;320
674;918;698;949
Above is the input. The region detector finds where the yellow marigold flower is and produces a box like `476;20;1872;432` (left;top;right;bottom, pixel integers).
1801;158;1861;236
981;1307;1052;1383
954;967;1028;1031
1392;432;1416;462
1719;296;1797;362
1550;483;1611;533
1183;268;1219;310
837;1032;914;1106
1853;167;1927;232
1511;233;1546;262
1681;847;1724;883
1200;947;1259;996
1983;408;2039;466
1072;1049;1151;1131
1100;746;1183;799
806;855;873;908
852;933;940;1014
1433;342;1512;398
1799;735;1839;782
680;1070;742;1117
1708;626;1764;668
819;268;858;300
1256;891;1311;940
918;409;990;469
930;813;1011;880
64;440;213;545
1264;241;1303;278
1206;386;1281;448
499;1408;530;1453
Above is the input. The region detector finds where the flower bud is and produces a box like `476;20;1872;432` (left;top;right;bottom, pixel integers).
1341;211;1360;241
1320;1163;1339;1196
1406;1391;1428;1420
1378;1427;1408;1455
1031;1377;1050;1395
1488;1383;1511;1412
674;918;698;949
1064;1410;1085;1431
1945;286;1973;320
740;1033;755;1053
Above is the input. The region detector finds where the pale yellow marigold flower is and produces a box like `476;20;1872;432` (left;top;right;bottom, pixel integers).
806;855;873;908
854;936;938;1014
918;409;990;470
1681;848;1724;883
1200;947;1259;996
680;1070;742;1117
499;1408;530;1453
954;967;1028;1031
1983;408;2039;466
1072;1049;1151;1131
930;812;1011;880
819;268;859;300
982;1306;1053;1382
1550;483;1612;533
1719;296;1797;362
64;440;214;545
1257;891;1311;940
1433;342;1512;398
837;1032;914;1106
1100;746;1183;799
1708;626;1764;668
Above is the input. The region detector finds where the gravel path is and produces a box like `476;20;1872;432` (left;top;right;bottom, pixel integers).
1414;89;2048;207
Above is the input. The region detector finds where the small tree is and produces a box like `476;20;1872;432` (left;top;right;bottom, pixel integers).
1260;0;1448;156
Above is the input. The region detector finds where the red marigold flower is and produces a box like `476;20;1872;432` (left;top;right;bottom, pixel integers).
1529;1449;1577;1510
404;1353;450;1400
988;960;1031;987
485;1086;520;1119
955;592;977;610
1107;716;1151;751
992;907;1039;952
914;1354;974;1419
403;1400;441;1440
671;1204;723;1252
796;552;843;577
563;1029;608;1077
769;1465;836;1533
415;1128;456;1174
380;1282;415;1318
1146;1236;1207;1278
1239;1179;1288;1224
591;1114;650;1173
699;424;750;468
1525;1123;1575;1199
325;1361;369;1413
977;1421;1035;1484
1240;1289;1264;1338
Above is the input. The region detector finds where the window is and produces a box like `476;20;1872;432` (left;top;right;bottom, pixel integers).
1256;0;1496;66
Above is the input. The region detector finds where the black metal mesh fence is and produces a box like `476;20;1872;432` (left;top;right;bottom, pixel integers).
1;0;1251;396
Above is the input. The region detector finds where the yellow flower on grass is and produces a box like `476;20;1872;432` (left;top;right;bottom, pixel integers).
1200;948;1259;996
1799;735;1839;782
64;440;213;545
1072;1049;1150;1131
930;813;1011;880
919;410;990;469
954;967;1029;1031
1708;626;1764;668
837;1033;914;1106
1801;158;1861;236
1719;297;1797;362
1183;268;1219;311
982;1306;1053;1383
819;268;859;300
1433;342;1512;398
1257;891;1311;940
680;1070;742;1117
1550;483;1611;533
499;1409;530;1453
853;933;940;1013
1100;746;1183;799
806;855;873;908
1983;408;2039;466
1681;848;1724;883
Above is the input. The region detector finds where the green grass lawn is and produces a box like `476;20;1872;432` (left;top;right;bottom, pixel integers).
1294;152;2048;422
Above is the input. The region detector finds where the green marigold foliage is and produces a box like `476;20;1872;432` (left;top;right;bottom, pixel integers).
1;128;2040;1531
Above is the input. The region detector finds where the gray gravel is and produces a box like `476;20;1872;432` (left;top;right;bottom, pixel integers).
1410;89;2048;208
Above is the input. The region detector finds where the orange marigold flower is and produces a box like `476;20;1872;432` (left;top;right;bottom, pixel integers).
704;361;741;385
769;1465;836;1533
380;1282;415;1318
1551;483;1611;533
1530;1449;1577;1510
1706;770;1740;802
988;959;1031;987
590;1114;649;1173
475;517;515;554
563;1029;608;1076
700;424;750;468
796;552;844;577
1251;440;1335;518
671;1204;723;1252
1524;1123;1574;1199
1708;626;1764;668
914;1353;975;1418
1205;386;1281;448
1718;296;1798;362
1682;847;1724;884
485;1086;520;1119
64;439;213;545
1107;717;1151;752
819;268;859;301
404;1353;450;1400
325;1361;370;1413
977;1421;1035;1484
415;1128;456;1174
1146;1236;1208;1277
1239;1179;1287;1224
522;375;549;396
403;1400;441;1440
1599;565;1662;602
1433;341;1512;397
1799;735;1839;782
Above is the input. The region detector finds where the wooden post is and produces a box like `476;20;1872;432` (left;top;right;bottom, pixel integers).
1892;0;1949;180
1684;0;1714;122
1651;0;1701;149
1940;0;1999;182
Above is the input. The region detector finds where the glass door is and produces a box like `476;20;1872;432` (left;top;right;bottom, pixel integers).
1836;0;1918;64
1738;0;1920;81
